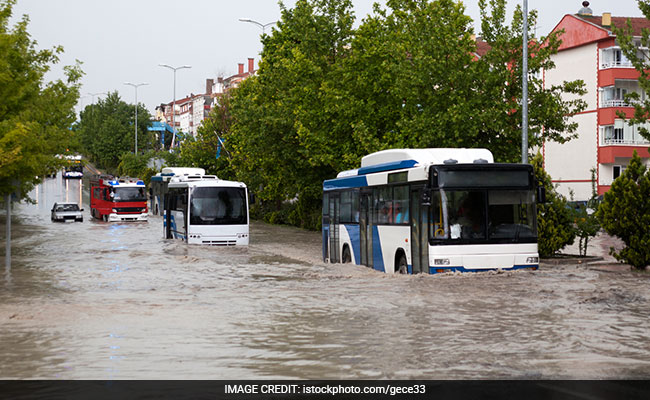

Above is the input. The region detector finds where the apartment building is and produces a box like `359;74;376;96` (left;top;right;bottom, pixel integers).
543;2;650;200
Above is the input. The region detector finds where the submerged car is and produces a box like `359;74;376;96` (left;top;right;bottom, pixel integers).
51;202;84;222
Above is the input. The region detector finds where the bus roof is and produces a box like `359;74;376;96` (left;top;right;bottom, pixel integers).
161;167;206;176
361;148;493;168
336;148;494;178
168;175;247;189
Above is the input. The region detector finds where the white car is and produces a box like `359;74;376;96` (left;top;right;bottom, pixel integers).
51;202;84;222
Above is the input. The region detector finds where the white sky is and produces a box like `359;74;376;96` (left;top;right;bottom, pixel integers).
10;0;646;114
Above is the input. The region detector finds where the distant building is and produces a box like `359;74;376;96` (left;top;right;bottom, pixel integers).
543;2;650;200
154;58;256;139
212;58;257;96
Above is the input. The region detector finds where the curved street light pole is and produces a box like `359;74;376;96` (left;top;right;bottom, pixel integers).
238;18;277;35
159;64;191;149
124;82;148;154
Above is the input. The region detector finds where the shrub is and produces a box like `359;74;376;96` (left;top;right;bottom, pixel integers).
531;153;576;257
596;151;650;269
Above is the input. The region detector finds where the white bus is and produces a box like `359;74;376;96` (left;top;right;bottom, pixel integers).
150;167;205;215
322;148;543;274
163;174;250;246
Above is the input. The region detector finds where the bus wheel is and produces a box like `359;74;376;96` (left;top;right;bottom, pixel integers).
396;253;408;274
342;246;351;264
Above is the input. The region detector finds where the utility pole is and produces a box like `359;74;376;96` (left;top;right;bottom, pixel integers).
522;0;529;164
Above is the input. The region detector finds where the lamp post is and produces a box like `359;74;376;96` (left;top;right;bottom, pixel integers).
159;64;191;148
88;92;107;104
124;82;148;154
522;0;529;164
238;18;277;34
87;92;106;119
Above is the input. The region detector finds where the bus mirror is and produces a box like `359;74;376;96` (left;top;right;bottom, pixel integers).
537;186;547;204
249;192;256;205
421;189;432;206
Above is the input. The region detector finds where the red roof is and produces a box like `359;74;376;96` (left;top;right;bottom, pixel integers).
576;15;650;36
475;40;491;58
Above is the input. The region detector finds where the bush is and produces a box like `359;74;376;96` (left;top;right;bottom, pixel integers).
532;153;576;257
596;151;650;269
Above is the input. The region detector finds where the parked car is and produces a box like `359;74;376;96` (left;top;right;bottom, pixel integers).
51;202;84;222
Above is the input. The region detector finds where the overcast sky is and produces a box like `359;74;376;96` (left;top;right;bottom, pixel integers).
10;0;645;115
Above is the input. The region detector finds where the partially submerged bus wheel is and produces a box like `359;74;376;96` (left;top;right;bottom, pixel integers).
341;245;352;264
395;252;408;274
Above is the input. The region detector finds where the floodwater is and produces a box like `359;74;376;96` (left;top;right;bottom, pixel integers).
1;175;649;379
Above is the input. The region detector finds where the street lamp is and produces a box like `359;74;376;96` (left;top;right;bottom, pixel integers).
88;92;107;104
159;64;191;148
124;82;148;154
239;18;277;34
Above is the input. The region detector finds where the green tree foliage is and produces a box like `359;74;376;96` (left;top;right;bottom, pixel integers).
597;151;650;269
477;0;587;161
182;0;588;229
225;0;355;229
76;91;152;172
531;153;575;257
0;0;82;199
613;0;650;142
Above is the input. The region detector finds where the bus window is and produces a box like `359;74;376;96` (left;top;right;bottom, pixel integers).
488;190;536;239
446;191;486;240
430;191;447;239
376;187;392;224
340;190;359;223
393;186;409;224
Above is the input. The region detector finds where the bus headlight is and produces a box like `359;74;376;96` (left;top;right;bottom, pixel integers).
434;258;450;266
527;257;539;264
112;209;117;213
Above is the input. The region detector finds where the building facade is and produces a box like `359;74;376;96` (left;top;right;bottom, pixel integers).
544;5;650;200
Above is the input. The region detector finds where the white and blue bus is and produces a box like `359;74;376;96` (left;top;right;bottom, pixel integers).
322;148;543;274
164;174;249;246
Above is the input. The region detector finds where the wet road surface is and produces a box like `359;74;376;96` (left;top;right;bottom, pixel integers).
1;176;649;379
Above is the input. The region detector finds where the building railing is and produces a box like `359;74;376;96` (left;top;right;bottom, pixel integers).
600;61;635;69
601;99;633;108
602;137;650;146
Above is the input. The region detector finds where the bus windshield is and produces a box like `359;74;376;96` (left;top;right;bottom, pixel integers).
113;187;147;202
190;187;247;225
430;189;537;243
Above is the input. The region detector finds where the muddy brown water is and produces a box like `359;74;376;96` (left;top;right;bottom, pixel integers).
1;176;649;379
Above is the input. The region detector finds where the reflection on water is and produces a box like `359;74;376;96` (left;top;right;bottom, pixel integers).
0;176;649;379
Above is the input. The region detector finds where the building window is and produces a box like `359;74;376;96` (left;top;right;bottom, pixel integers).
613;165;626;180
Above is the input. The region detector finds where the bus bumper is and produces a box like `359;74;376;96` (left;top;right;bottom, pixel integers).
187;234;249;246
108;213;148;222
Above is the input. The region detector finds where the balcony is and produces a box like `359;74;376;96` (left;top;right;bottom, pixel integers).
602;137;650;145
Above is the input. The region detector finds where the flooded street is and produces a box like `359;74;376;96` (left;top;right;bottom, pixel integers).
1;176;649;379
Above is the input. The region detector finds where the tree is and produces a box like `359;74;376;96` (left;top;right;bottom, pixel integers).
0;0;82;200
531;153;576;257
178;93;235;180
597;151;650;269
613;0;650;143
476;0;588;162
76;91;152;172
225;0;355;229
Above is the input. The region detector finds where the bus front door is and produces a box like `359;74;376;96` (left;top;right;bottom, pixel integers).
328;194;340;263
410;187;429;274
359;192;373;269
